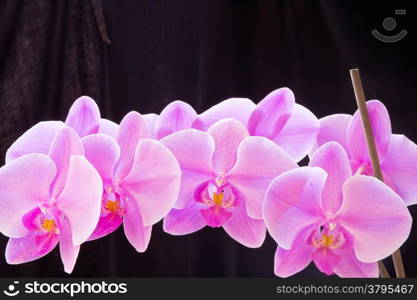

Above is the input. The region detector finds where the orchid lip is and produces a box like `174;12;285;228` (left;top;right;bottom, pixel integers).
198;179;236;227
311;223;346;250
26;206;61;235
200;180;235;208
101;184;126;218
39;216;59;234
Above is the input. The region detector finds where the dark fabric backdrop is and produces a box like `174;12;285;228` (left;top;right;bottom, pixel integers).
0;0;416;277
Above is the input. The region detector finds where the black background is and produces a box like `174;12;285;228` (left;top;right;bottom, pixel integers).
0;0;416;277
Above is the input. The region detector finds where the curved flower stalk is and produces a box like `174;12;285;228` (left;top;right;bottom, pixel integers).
161;118;297;247
312;100;417;205
82;111;181;252
6;96;118;163
195;88;319;162
264;142;412;277
0;127;102;273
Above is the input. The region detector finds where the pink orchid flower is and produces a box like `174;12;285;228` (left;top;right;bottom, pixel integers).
264;142;412;277
143;101;198;139
161;118;297;247
142;98;255;139
0;127;102;273
194;88;319;162
146;88;318;162
312;100;417;205
6;96;118;163
82;111;181;252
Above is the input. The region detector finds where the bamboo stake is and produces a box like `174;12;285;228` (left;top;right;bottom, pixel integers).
350;68;405;278
378;261;390;279
392;249;406;278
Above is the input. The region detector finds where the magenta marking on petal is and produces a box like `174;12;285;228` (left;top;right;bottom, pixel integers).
89;184;126;240
308;222;349;275
22;207;43;232
310;223;346;250
101;185;127;217
89;214;123;240
197;177;237;227
312;248;339;275
21;205;62;242
200;207;232;227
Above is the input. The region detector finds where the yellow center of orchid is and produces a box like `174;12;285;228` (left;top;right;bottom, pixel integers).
41;219;57;233
213;192;224;206
105;200;121;214
320;234;334;247
312;226;345;250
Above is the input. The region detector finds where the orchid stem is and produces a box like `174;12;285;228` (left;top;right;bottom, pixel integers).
378;261;390;278
350;69;383;180
392;248;406;278
350;68;405;278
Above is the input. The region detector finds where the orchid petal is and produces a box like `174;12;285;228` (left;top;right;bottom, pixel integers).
22;207;44;232
161;129;215;209
0;154;56;238
143;113;158;138
56;155;103;246
88;214;123;241
222;205;266;248
114;111;149;179
273;225;315;277
82;134;120;182
309;142;352;215
6;232;58;264
347;100;391;163
122;139;181;227
192;98;256;130
263;167;327;249
155;101;197;139
207;119;249;173
48;127;84;197
201;206;232;228
247;88;295;139
333;250;379;278
99;118;119;138
59;216;80;274
337;175;412;262
65;96;100;137
272;104;319;162
228;136;297;219
310;114;352;156
5;121;65;163
123;198;152;252
381;134;417;205
163;201;206;235
312;247;340;276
